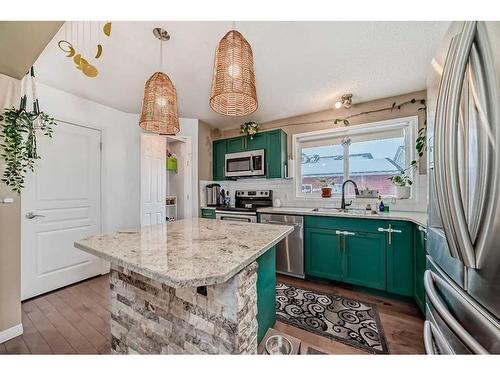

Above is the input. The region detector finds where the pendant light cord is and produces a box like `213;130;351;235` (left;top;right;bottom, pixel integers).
159;38;163;72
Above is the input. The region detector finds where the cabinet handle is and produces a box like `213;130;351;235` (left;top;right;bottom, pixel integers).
418;225;427;234
377;227;390;232
335;230;355;236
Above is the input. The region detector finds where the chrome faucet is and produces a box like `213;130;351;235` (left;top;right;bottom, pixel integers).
341;179;360;210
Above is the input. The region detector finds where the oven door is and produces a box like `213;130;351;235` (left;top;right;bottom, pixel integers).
215;211;257;223
225;150;265;178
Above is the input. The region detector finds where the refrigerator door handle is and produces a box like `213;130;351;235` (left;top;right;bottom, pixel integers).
434;35;462;261
424;270;489;354
424;320;453;355
444;21;477;268
469;23;499;268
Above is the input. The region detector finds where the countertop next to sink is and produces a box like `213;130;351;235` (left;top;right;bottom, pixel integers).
75;218;293;288
257;207;427;227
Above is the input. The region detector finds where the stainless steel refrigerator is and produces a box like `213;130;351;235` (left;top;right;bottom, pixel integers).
425;21;500;354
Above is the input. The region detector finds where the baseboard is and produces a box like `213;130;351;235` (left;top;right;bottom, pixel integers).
0;323;23;344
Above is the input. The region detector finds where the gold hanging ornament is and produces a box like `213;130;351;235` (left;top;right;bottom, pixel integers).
210;28;258;116
139;28;179;135
57;21;112;78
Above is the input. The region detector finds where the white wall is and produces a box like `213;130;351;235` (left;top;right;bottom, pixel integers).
35;82;142;233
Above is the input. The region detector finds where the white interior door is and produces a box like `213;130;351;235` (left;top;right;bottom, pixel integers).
21;121;102;300
140;134;166;226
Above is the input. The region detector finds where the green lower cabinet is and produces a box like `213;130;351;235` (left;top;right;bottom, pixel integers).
385;221;414;297
304;216;417;298
414;225;427;313
344;232;387;291
305;228;343;281
256;246;276;343
200;208;216;219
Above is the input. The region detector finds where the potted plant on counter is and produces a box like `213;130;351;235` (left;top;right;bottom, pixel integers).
318;177;335;198
388;160;417;199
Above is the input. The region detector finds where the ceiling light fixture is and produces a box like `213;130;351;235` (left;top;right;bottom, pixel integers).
209;24;258;116
139;27;179;134
334;94;353;109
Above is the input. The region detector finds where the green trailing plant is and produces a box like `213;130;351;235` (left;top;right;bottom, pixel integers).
0;108;56;193
388;160;417;187
415;126;427;158
333;98;427;127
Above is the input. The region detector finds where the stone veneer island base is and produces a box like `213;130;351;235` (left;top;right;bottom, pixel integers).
74;219;292;354
110;262;258;354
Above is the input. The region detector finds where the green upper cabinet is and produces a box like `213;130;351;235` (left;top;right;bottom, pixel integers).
266;129;287;178
414;225;427;313
305;227;343;281
344;231;387;291
247;132;267;151
212;129;288;180
226;136;245;154
212;139;227;181
385;220;414;297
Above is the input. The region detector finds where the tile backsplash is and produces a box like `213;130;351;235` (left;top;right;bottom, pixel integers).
200;175;428;213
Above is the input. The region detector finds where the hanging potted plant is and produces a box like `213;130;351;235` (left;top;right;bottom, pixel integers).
318;177;335;198
240;121;259;139
0;67;56;193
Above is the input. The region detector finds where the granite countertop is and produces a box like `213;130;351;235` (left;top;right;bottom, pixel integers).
257;207;427;227
74;218;293;288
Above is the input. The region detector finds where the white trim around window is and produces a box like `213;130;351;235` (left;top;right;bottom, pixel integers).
292;116;420;205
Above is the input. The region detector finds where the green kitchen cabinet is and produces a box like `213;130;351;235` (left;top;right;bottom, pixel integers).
212;139;227;181
414;225;427;313
384;221;414;297
200;208;216;219
304;215;416;297
344;231;387;291
247;132;267;151
256;246;276;343
226;136;245;154
305;227;343;281
266;129;287;178
212;129;288;180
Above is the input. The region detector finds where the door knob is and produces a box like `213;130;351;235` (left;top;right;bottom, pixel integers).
25;212;45;219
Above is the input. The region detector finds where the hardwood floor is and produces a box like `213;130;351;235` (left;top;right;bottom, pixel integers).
1;274;424;354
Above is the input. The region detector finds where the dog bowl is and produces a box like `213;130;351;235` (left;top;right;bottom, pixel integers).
265;335;292;355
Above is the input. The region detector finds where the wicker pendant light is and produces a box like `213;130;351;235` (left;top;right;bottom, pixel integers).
139;28;179;134
210;29;258;116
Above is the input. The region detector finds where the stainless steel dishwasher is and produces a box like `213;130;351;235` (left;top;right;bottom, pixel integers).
260;214;304;278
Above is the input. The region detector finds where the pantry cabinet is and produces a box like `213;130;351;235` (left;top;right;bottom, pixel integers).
304;216;414;297
212;129;287;180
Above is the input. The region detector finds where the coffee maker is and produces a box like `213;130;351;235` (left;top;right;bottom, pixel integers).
206;184;222;206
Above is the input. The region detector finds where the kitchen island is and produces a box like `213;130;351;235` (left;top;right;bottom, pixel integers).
74;218;293;354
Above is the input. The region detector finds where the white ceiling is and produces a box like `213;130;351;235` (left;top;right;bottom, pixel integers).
35;21;449;129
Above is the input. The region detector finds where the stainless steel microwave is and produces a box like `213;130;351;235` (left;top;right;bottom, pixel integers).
225;149;265;178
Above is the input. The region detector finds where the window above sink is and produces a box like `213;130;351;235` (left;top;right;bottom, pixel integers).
293;116;419;201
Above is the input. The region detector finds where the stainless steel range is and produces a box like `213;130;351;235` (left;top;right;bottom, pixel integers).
215;190;273;223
